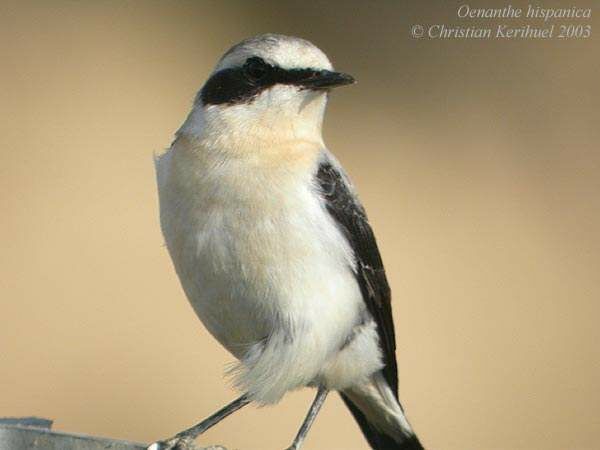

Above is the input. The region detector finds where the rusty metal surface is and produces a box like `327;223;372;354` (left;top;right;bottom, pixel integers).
0;417;146;450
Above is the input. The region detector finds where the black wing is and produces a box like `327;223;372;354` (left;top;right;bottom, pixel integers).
315;156;399;397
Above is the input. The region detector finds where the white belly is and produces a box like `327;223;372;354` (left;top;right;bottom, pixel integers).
157;146;383;403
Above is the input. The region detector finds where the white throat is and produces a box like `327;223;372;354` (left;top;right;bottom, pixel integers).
178;86;328;155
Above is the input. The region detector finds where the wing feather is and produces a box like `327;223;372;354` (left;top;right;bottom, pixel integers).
315;154;399;397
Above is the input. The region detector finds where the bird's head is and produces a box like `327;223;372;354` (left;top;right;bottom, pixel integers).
179;34;355;149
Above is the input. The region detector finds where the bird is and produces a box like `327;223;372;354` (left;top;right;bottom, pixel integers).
150;34;424;450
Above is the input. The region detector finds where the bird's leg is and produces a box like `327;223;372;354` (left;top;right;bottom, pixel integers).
148;394;250;450
285;386;329;450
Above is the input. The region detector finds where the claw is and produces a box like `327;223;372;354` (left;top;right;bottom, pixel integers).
147;437;202;450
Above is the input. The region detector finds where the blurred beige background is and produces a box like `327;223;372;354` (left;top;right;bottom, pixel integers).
1;1;598;449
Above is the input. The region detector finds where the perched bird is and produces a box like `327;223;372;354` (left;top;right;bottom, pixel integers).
151;34;424;450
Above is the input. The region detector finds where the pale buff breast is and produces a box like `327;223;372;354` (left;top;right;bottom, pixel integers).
157;137;362;360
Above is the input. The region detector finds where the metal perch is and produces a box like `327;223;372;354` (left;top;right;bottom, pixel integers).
0;417;226;450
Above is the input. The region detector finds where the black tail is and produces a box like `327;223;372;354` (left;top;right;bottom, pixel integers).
340;393;424;450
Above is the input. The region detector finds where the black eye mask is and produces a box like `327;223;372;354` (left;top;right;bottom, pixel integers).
200;57;353;106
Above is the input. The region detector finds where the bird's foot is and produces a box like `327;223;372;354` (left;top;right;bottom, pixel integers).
147;436;203;450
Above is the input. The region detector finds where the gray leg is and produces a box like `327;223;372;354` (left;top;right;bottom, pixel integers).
148;394;250;450
285;387;329;450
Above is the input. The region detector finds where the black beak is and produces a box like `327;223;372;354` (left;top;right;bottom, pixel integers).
298;70;355;90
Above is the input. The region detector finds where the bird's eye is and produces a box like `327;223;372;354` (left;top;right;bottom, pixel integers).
244;57;269;81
